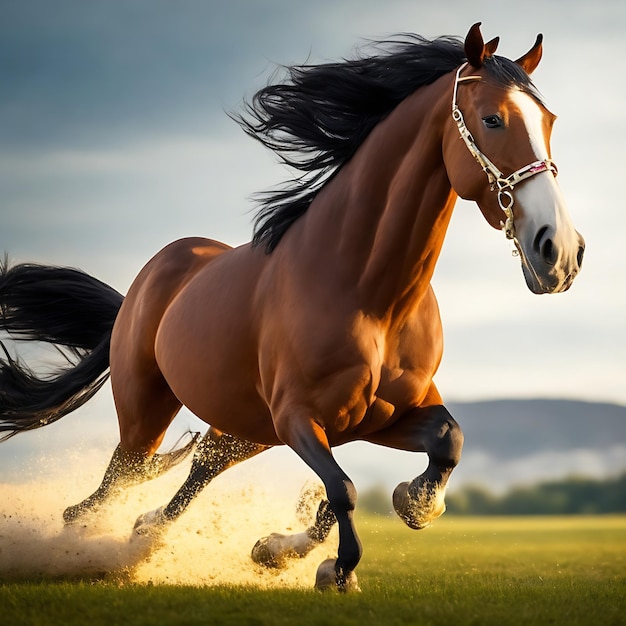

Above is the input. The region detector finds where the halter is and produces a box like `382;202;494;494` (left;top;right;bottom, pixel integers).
451;63;558;240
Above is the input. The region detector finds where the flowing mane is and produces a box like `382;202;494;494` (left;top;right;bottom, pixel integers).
236;34;541;252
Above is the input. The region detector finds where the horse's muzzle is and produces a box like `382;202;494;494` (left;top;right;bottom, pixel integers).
519;228;585;295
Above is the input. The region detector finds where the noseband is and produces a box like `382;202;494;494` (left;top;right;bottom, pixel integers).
451;63;558;240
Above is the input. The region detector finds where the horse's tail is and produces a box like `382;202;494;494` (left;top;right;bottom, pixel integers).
0;258;124;441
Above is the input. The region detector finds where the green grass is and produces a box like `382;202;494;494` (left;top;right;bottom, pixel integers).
1;515;624;626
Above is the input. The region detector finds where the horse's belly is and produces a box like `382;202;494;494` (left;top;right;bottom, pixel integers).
157;321;278;443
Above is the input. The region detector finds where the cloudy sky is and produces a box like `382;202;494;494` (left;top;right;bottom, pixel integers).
0;1;624;487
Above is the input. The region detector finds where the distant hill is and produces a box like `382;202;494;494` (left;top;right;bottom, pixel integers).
447;399;626;458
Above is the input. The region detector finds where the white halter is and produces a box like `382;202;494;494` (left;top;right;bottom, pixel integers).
451;63;558;240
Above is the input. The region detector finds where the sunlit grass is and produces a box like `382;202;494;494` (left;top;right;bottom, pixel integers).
1;515;624;626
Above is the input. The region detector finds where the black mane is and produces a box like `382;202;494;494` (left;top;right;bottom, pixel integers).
237;35;539;252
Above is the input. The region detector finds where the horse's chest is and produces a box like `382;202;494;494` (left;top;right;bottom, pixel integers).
332;370;430;442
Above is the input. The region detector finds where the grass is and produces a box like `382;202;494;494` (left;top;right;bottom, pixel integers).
1;515;624;626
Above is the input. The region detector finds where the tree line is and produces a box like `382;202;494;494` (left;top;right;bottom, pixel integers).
358;473;626;516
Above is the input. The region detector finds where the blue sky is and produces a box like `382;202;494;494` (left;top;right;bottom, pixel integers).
0;1;624;486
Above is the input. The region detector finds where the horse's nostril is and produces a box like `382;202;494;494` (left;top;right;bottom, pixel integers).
533;226;548;254
577;245;585;269
533;226;557;266
542;238;556;265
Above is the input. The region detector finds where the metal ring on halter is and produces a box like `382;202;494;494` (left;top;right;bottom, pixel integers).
498;190;516;240
498;189;514;211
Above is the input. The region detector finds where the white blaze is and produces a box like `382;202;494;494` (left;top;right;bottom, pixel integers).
508;88;550;160
507;88;581;291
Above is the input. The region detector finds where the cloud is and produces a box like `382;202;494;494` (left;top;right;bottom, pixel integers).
0;3;239;149
0;130;276;290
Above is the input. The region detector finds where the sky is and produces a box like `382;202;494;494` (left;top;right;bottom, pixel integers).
0;1;625;489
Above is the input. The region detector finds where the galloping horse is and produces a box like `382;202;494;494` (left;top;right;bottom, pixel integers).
0;24;584;590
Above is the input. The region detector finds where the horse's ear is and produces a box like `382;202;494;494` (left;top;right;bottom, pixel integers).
464;23;498;68
485;36;499;56
464;23;486;68
515;34;543;75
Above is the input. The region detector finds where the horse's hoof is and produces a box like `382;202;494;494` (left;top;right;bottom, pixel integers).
251;533;288;568
251;529;322;569
392;480;446;530
315;558;360;593
133;506;167;536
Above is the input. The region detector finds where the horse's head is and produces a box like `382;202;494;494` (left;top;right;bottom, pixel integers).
443;23;585;294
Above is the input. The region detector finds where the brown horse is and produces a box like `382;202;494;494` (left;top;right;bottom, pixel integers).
0;24;584;591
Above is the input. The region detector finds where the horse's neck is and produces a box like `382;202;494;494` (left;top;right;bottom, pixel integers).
294;77;457;318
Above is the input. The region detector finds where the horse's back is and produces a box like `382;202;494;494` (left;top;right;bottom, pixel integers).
112;237;231;358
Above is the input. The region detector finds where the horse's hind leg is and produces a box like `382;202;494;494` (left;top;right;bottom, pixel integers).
133;427;269;534
63;377;192;524
62;435;198;524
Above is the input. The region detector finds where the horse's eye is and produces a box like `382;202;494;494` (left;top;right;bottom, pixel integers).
482;115;503;129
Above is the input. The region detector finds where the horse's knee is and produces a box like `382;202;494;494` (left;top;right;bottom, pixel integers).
325;477;357;516
441;417;465;467
429;413;464;470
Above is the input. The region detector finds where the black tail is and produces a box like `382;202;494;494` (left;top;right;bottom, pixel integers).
0;258;124;441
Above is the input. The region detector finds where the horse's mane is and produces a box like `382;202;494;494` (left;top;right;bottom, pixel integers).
236;34;540;252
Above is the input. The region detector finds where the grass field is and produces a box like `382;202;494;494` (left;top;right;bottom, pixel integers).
1;514;624;626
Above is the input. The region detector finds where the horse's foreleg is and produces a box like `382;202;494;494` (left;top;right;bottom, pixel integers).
374;404;464;530
133;428;269;534
277;417;361;592
63;435;199;524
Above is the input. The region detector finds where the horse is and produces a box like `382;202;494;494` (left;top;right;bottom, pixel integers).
0;23;584;591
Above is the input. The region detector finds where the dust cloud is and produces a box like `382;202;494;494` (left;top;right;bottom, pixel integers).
0;445;336;588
